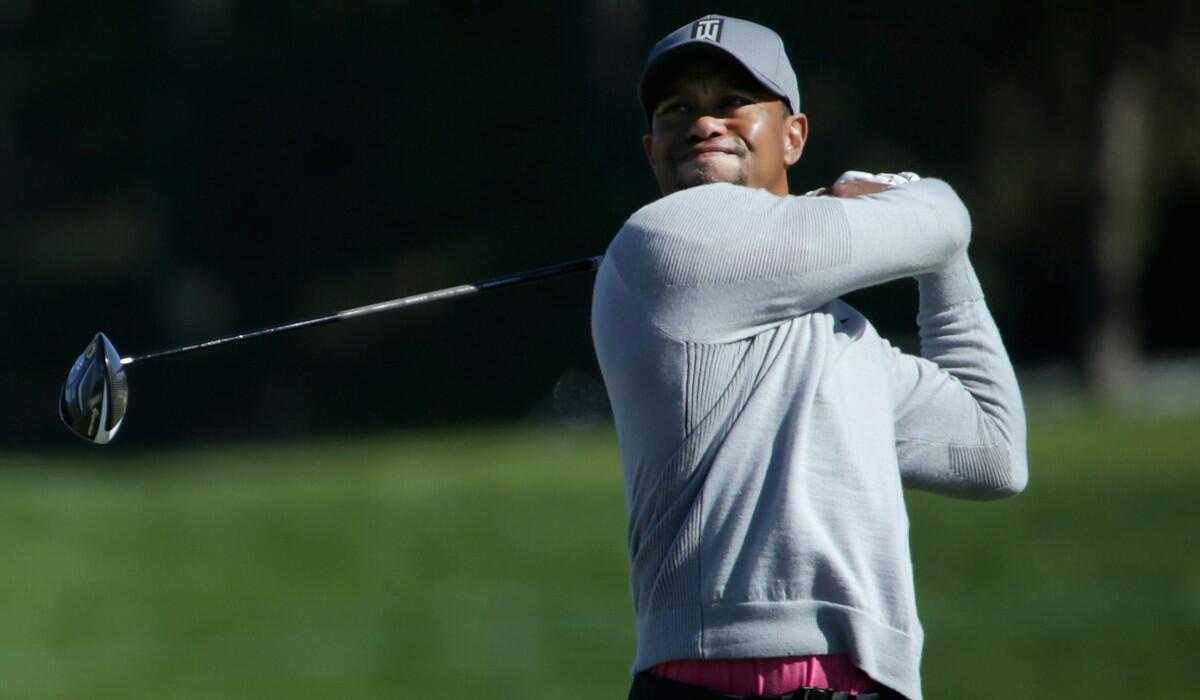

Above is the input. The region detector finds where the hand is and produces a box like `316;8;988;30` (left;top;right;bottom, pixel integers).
805;170;921;198
828;179;892;198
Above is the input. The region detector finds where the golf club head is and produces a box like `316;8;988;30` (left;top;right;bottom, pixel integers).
60;332;129;445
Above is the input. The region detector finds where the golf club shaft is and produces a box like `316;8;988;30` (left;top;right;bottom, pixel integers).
121;255;604;366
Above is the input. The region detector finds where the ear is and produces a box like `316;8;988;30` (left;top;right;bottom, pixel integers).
783;112;808;167
642;133;654;164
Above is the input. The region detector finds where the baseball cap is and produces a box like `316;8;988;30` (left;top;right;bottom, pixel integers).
639;14;801;120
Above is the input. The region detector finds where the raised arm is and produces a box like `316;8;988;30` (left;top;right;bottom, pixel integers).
604;177;969;342
888;253;1029;499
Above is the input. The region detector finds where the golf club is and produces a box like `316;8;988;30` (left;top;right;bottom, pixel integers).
60;255;604;445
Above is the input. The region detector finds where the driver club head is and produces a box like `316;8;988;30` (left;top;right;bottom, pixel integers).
60;332;129;445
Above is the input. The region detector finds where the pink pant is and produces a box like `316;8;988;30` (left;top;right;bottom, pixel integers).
652;654;878;696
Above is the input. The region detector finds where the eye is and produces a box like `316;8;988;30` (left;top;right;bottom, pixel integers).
656;99;690;118
722;94;752;109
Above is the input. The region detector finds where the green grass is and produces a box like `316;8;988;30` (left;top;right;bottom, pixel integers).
911;410;1200;698
0;411;1197;699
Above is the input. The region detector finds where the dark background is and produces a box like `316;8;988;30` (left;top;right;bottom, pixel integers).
4;1;1197;448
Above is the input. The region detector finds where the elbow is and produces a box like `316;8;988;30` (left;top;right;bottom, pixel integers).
982;461;1028;500
949;442;1028;500
1002;451;1030;496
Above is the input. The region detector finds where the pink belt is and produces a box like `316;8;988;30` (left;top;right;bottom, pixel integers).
651;654;878;696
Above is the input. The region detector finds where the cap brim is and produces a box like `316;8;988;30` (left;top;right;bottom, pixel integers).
638;42;791;119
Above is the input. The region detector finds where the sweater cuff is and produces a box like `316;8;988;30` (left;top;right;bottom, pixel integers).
917;252;984;314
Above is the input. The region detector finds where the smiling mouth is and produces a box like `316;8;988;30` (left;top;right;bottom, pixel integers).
679;148;738;163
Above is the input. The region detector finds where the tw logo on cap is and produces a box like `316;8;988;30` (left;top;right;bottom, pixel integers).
691;17;723;42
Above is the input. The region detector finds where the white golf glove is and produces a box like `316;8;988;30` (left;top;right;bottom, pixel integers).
804;170;920;196
834;170;921;186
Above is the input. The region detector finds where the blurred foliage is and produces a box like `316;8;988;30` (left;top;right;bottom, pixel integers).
2;1;1197;446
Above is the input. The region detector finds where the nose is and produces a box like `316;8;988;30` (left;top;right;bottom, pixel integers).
687;113;727;141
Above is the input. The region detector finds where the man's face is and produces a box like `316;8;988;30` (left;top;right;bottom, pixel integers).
643;54;807;197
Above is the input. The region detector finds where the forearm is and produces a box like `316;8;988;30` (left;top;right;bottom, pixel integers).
606;178;969;342
894;255;1028;498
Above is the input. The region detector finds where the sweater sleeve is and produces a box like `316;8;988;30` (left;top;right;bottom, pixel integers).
887;254;1029;499
605;178;969;342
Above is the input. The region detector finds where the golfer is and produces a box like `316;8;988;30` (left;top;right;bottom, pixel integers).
591;15;1028;700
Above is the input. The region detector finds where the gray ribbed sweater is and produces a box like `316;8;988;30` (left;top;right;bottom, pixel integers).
590;179;1027;700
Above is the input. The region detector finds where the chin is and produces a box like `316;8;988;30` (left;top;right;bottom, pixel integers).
675;165;746;191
